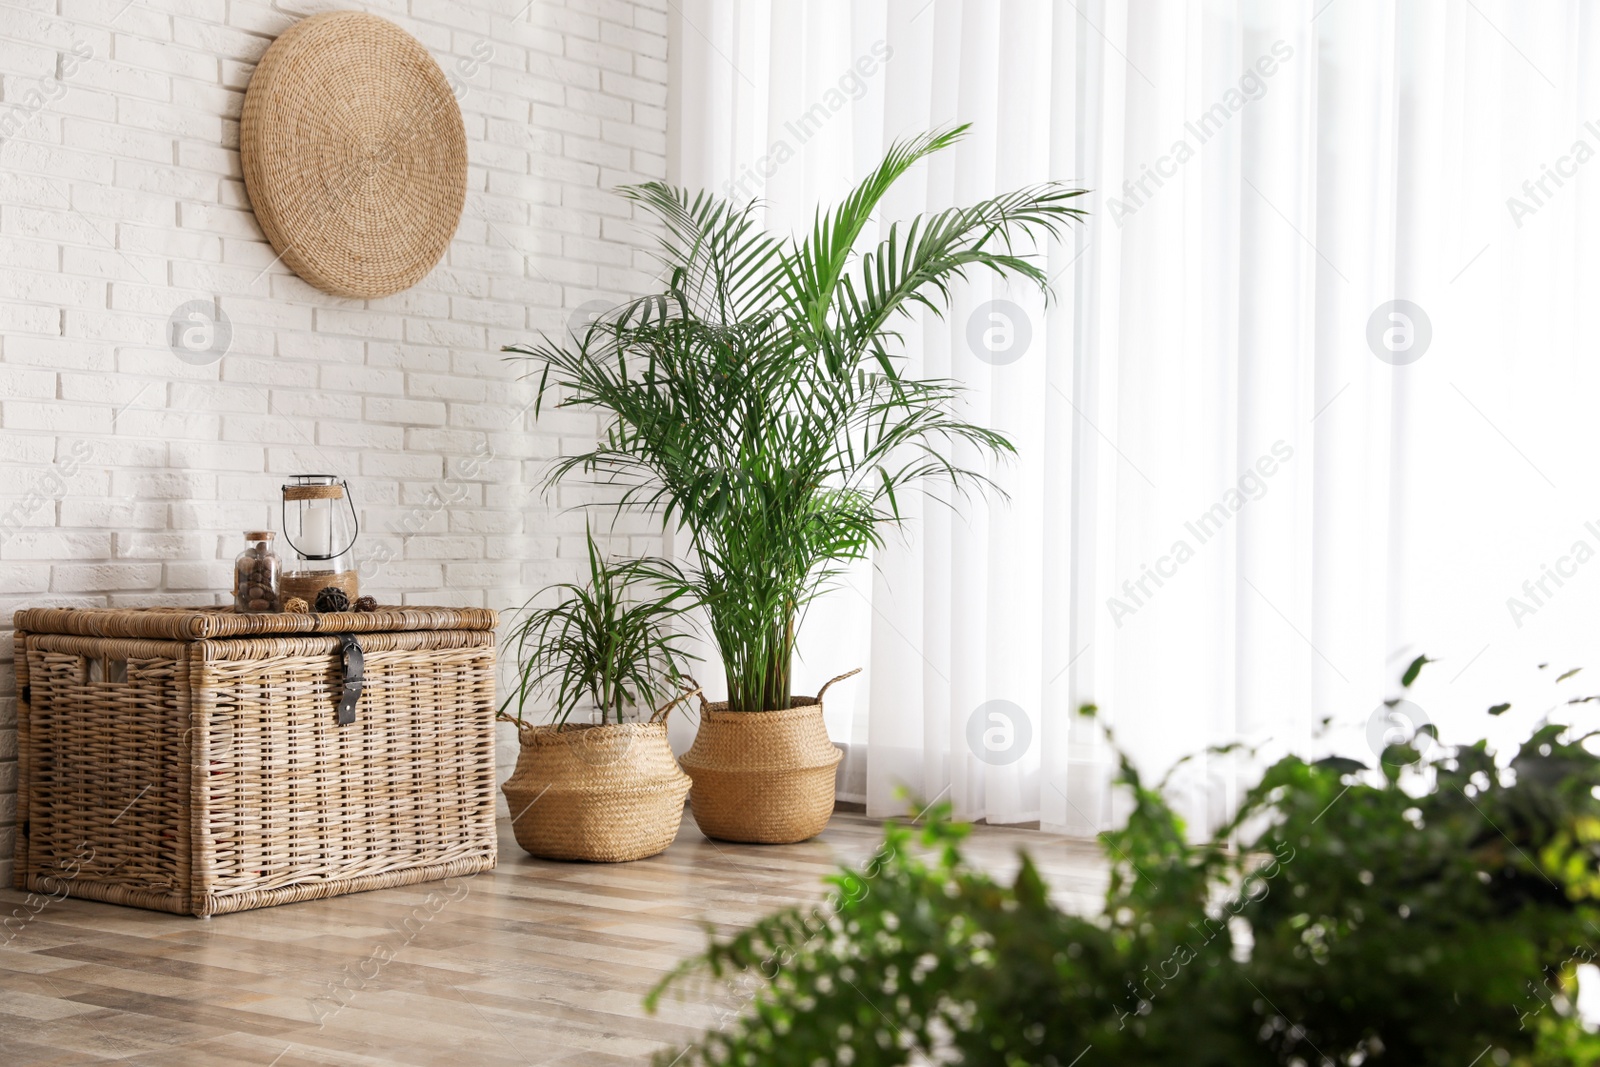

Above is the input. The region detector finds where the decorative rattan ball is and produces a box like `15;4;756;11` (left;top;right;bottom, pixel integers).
239;12;467;298
282;596;309;614
354;595;378;612
315;587;351;613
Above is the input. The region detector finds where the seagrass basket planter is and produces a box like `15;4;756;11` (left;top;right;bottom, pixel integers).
12;605;499;917
501;719;690;863
680;670;856;845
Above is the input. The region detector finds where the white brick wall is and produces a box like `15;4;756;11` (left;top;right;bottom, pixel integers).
0;0;671;884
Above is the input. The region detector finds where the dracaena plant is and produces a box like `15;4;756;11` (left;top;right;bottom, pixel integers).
507;127;1087;712
501;529;694;727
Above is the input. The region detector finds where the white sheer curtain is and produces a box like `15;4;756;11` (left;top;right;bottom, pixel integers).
668;0;1600;834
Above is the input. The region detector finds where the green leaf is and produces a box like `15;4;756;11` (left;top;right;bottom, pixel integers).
1402;654;1432;687
1526;723;1567;748
1312;756;1369;775
1488;703;1512;716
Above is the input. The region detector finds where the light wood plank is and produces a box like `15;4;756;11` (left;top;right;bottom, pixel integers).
0;811;1107;1063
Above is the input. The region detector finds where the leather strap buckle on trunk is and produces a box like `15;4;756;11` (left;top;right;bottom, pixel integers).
336;633;364;726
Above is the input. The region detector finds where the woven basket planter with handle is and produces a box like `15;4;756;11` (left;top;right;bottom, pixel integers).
680;670;857;844
502;719;691;863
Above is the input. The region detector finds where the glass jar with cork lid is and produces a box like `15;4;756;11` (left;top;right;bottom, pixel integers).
234;531;282;613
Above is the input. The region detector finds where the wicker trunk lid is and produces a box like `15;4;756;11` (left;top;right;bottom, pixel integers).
13;606;499;916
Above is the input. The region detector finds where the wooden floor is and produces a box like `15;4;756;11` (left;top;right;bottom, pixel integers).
0;811;1107;1065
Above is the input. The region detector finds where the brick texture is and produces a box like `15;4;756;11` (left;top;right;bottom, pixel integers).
0;0;671;884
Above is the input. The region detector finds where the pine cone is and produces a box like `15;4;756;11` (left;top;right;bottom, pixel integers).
315;587;351;613
283;596;309;614
354;595;378;612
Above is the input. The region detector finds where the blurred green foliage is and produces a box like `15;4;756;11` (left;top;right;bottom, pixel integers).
649;664;1600;1065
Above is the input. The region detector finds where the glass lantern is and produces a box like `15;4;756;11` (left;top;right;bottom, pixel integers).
280;475;360;609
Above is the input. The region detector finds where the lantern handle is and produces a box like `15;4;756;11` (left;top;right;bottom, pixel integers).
280;478;361;562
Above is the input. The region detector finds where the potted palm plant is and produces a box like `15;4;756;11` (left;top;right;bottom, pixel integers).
499;531;698;862
508;127;1087;843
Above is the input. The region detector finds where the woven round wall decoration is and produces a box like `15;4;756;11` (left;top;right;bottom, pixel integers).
239;12;467;299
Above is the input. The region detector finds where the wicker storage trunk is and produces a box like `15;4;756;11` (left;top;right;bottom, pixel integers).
12;605;499;916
